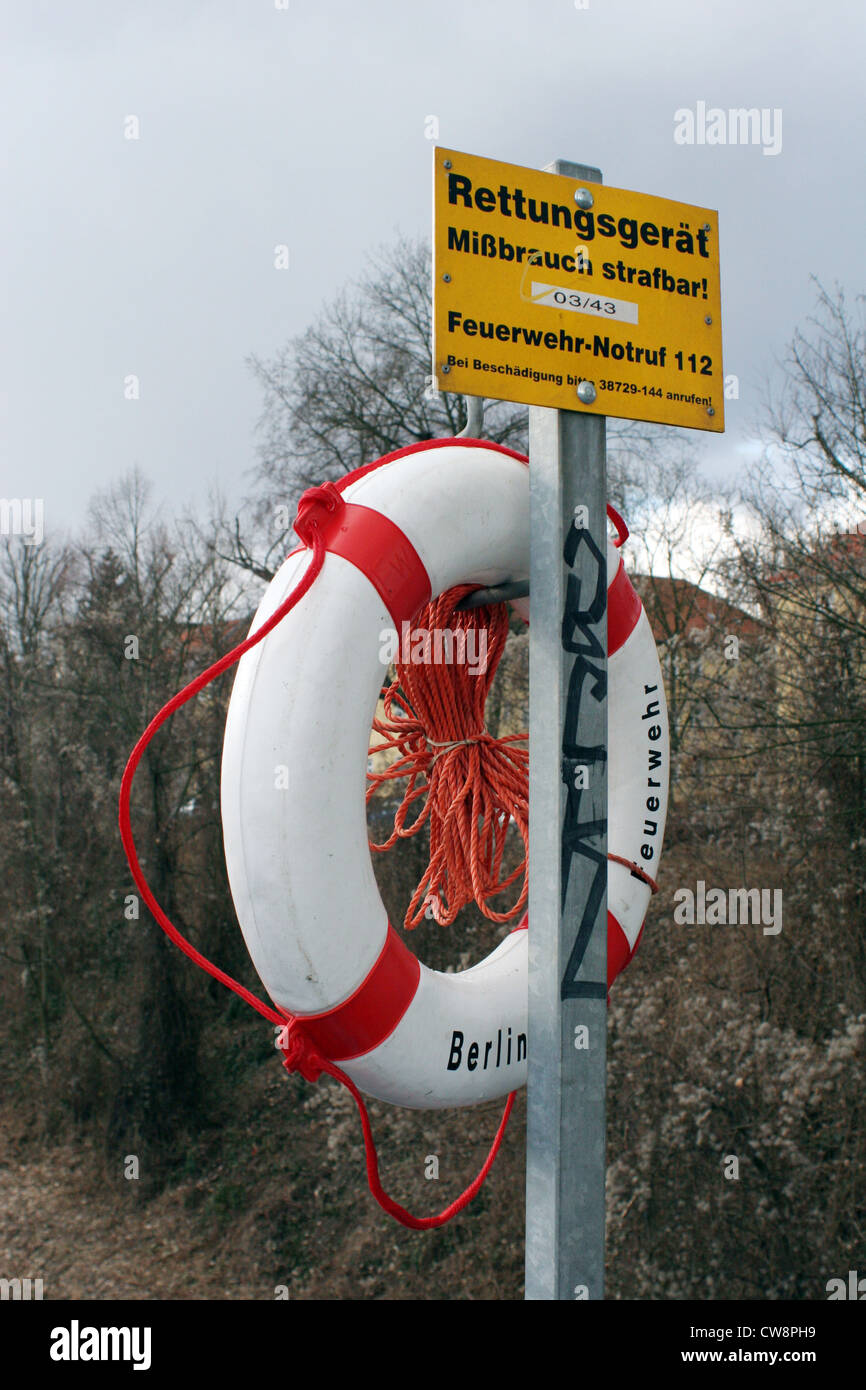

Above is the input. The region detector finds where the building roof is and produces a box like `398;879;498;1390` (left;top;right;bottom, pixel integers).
631;574;763;641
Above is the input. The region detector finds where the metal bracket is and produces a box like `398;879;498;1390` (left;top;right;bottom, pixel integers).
456;396;484;438
455;579;529;610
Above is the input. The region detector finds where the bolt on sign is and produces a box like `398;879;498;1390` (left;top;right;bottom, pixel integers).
433;147;724;431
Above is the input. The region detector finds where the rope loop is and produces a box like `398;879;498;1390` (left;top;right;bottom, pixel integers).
276;1021;515;1231
118;506;515;1232
607;502;629;548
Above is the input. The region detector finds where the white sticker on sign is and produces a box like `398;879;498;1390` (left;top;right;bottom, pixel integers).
530;282;639;325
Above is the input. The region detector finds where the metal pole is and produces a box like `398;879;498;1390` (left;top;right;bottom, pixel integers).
525;160;607;1301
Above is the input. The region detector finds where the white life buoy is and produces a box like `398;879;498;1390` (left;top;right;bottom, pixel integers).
221;439;669;1110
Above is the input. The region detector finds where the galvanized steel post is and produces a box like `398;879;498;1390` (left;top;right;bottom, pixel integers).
525;159;608;1301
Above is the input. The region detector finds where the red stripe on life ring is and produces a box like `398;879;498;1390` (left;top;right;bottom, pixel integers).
294;440;527;624
607;909;635;988
511;909;642;989
299;492;431;627
296;923;421;1062
608;558;642;656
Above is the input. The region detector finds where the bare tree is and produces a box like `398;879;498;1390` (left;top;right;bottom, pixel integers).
697;284;866;1023
622;454;742;782
727;286;866;781
0;537;74;1092
0;470;253;1175
234;236;703;581
247;236;526;497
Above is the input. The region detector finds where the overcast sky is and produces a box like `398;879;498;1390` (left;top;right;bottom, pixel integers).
2;0;864;539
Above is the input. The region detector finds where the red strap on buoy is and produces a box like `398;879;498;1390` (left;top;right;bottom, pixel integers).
293;923;420;1061
296;481;432;626
118;487;514;1231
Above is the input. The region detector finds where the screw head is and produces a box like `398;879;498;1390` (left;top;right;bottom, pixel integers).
443;159;452;170
702;223;711;232
705;315;712;325
574;187;594;210
443;273;451;283
440;363;451;374
707;406;715;417
576;380;597;404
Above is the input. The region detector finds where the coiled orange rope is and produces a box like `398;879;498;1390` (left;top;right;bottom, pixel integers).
367;584;529;930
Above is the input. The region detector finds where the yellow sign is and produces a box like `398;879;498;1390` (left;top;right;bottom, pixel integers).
433;147;724;431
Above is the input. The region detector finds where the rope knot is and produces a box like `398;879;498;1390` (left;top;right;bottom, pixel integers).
426;732;491;763
294;481;344;548
276;1019;326;1084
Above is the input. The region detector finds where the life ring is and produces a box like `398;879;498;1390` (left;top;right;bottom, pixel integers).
221;439;669;1110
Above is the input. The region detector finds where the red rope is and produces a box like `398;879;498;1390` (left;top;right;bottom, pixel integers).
368;585;528;928
607;852;659;894
118;494;514;1230
279;1025;515;1229
118;533;326;1028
